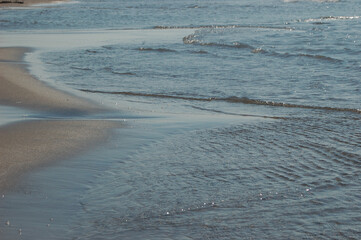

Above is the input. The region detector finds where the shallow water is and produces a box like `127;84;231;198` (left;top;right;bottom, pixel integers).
0;0;360;239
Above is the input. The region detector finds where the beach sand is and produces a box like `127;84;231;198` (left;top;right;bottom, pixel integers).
0;0;68;8
0;47;105;114
0;47;120;191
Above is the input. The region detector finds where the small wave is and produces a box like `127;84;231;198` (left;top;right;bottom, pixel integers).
312;22;330;25
102;67;135;76
85;49;97;54
298;53;341;63
79;89;215;101
190;106;286;119
103;67;112;72
270;52;342;63
189;50;209;54
70;66;92;71
111;71;136;76
183;34;254;50
137;47;177;53
223;96;360;114
252;48;267;54
201;42;254;50
284;0;340;3
154;24;293;31
304;16;360;23
321;16;360;20
102;45;114;50
187;5;205;9
79;89;361;114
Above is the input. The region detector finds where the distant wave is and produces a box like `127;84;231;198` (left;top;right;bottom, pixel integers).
297;53;341;62
184;41;254;50
183;32;341;63
284;0;340;3
183;33;254;50
102;67;136;76
137;47;177;53
303;16;360;23
154;24;293;31
111;71;136;76
271;52;342;63
124;4;207;10
187;5;207;9
102;45;114;50
79;89;361;114
85;49;98;54
70;66;93;71
189;50;209;54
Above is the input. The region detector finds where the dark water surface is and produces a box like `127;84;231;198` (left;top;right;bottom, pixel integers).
0;0;360;239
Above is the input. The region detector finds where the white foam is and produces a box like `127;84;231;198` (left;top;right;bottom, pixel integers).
304;16;360;22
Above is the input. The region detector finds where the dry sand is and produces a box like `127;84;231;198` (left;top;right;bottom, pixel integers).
0;47;120;191
0;0;68;8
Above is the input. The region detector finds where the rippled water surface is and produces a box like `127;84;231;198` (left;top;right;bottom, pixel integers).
0;0;360;239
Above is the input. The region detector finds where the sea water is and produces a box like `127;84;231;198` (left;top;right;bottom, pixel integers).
0;0;360;239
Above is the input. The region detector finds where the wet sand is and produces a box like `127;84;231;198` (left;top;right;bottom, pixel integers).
0;47;120;191
0;48;104;114
0;0;68;8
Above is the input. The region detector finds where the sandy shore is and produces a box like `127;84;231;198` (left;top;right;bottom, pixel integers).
0;48;105;114
0;47;120;191
0;0;68;8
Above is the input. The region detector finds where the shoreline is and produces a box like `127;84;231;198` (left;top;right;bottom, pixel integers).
0;48;107;114
0;47;120;191
0;0;69;8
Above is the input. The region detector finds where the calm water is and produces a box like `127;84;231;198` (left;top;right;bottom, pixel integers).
1;0;360;239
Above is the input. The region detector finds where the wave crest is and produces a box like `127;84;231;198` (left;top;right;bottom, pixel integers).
303;16;360;23
183;33;254;50
79;89;361;114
